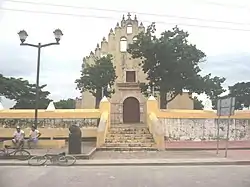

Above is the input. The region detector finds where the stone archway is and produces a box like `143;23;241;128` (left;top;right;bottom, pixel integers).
123;97;140;123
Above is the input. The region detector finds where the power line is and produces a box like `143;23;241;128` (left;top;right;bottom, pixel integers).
1;7;250;32
3;0;250;26
190;0;250;9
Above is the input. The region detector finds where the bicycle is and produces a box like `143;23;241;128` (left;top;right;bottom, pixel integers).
28;149;76;166
0;145;31;160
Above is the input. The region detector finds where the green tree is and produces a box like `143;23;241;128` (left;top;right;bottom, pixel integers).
202;75;226;110
0;74;31;100
54;98;76;109
227;82;250;110
0;73;51;109
128;23;225;109
75;54;117;108
12;84;51;109
193;96;204;110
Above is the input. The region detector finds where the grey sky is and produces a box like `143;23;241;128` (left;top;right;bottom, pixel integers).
0;0;250;108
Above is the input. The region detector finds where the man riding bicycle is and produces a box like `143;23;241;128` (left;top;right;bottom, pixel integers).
12;126;25;149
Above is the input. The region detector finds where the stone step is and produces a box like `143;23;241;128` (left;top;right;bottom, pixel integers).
97;147;158;151
105;137;154;142
110;126;147;128
109;127;149;130
107;134;153;138
104;143;155;147
105;135;154;139
108;131;150;135
105;139;155;144
110;125;147;128
104;126;155;151
111;124;147;128
108;131;151;135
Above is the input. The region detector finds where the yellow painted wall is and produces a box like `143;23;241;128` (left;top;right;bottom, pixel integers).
0;127;97;138
1;100;250;141
0;109;100;119
1;107;250;122
0;109;100;138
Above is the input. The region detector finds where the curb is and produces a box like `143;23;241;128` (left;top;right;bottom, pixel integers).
1;160;250;167
70;147;96;159
165;147;250;151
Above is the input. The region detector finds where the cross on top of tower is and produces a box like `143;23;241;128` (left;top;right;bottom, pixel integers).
127;12;131;19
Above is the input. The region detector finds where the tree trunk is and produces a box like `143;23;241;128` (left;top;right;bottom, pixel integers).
96;96;100;126
95;96;101;109
95;90;102;109
160;91;167;109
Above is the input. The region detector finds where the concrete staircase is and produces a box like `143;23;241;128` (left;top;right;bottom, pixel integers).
99;125;158;151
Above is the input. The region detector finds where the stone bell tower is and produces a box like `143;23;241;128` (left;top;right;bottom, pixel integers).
108;13;148;125
77;13;147;125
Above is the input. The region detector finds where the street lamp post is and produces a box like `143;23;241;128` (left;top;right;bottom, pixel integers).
18;29;63;128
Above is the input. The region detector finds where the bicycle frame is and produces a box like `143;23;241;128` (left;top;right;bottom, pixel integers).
2;147;20;156
42;149;66;163
45;154;62;163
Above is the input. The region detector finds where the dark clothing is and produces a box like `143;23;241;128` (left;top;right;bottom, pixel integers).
68;125;82;154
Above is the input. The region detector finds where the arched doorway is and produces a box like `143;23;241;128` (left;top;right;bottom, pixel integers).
123;97;140;123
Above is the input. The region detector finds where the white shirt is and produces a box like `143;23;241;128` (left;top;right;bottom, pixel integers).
13;130;25;140
29;129;40;139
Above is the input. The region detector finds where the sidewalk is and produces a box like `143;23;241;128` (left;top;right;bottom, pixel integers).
92;149;250;160
0;142;96;160
26;143;95;156
1;149;250;166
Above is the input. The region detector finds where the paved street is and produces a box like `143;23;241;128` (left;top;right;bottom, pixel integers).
0;165;250;187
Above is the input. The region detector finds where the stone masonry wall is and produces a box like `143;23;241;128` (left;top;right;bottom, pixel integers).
159;118;250;141
0;118;98;128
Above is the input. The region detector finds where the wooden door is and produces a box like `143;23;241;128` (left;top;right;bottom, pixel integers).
123;97;140;123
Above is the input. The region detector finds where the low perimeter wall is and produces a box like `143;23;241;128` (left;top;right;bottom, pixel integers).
0;127;97;140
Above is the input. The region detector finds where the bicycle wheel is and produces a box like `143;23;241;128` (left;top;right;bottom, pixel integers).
14;149;31;160
28;156;47;166
0;150;5;157
58;155;76;166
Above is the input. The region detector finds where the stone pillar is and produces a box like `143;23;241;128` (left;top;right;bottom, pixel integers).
96;97;111;148
146;96;165;150
146;96;158;132
147;95;158;113
99;96;111;128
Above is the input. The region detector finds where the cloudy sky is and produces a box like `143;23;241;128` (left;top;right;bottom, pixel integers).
0;0;250;109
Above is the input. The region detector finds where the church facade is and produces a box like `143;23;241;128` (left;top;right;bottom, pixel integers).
75;14;194;125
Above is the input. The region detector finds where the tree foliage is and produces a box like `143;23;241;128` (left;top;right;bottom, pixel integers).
0;74;30;100
128;23;225;108
54;98;75;109
193;96;204;110
227;82;250;110
75;54;117;108
0;74;51;109
12;84;51;109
